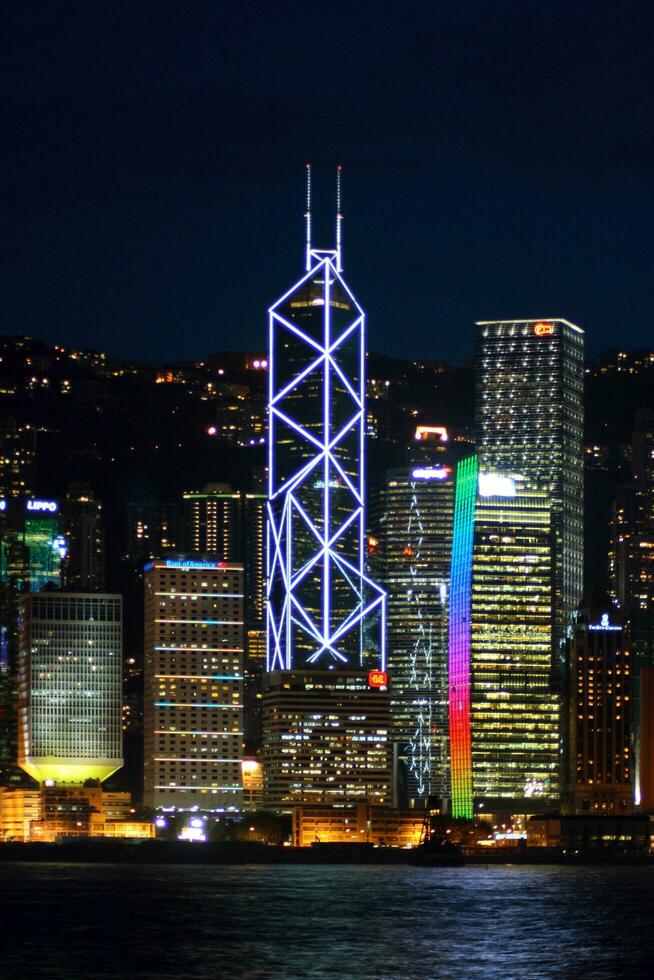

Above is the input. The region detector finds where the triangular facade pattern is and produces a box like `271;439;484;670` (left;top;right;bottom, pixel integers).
266;255;386;670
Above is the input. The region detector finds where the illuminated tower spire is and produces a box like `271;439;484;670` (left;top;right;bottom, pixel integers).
335;164;343;272
304;163;312;272
266;168;386;671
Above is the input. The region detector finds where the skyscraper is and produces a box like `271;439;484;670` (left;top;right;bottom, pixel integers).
182;479;266;742
262;668;391;810
475;319;584;652
182;484;242;558
370;455;454;804
263;169;388;811
266;166;386;671
610;409;654;658
61;483;105;591
449;462;559;815
562;592;632;814
18;592;123;784
143;558;244;810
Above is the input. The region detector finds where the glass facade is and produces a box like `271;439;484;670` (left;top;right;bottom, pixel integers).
470;482;559;809
267;253;385;670
262;669;391;809
371;465;454;802
18;593;123;784
475;319;584;654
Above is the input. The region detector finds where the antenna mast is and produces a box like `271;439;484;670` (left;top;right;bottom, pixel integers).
305;163;312;271
335;164;343;271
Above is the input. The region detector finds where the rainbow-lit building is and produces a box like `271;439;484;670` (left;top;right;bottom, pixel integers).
449;462;560;816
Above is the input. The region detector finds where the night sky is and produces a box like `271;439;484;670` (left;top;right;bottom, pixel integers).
3;1;653;364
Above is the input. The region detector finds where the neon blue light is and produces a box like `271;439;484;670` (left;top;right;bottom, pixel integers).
266;244;386;671
26;499;58;513
164;559;223;570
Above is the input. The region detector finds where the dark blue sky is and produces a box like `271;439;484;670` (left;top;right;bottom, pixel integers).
3;1;653;364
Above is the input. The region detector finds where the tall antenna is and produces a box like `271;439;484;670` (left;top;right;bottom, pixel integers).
305;163;312;271
335;164;343;271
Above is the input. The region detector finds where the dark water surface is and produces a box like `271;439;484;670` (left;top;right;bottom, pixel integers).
1;863;652;979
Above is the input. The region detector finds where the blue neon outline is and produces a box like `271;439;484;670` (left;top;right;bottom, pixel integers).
266;252;386;670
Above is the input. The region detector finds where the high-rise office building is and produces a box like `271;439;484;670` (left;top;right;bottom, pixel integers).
264;169;388;808
182;479;266;743
562;592;632;814
18;592;123;784
262;668;391;810
609;410;654;811
266;166;386;671
475;319;584;653
143;558;244;810
61;483;105;591
370;456;454;803
610;409;654;657
449;461;559;816
1;498;66;594
183;484;242;558
1;498;65;786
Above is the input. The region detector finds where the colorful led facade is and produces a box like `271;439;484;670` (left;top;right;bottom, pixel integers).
447;456;477;819
266;171;385;671
475;319;584;654
471;482;559;810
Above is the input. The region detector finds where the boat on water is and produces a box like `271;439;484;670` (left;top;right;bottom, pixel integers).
411;835;466;867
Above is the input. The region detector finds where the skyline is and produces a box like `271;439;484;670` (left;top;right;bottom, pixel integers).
4;2;653;365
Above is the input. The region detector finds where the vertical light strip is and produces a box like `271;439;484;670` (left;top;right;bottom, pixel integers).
448;455;478;819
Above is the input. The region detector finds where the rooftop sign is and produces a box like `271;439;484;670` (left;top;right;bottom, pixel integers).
26;499;58;513
588;612;622;632
411;466;450;481
163;559;225;571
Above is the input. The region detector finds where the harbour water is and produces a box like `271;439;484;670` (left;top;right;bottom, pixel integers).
1;863;652;978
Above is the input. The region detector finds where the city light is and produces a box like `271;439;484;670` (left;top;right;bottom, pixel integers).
368;669;388;688
411;466;450;481
414;425;448;442
478;473;516;497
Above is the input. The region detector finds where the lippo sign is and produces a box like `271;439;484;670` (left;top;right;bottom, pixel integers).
368;670;388;688
26;499;58;513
